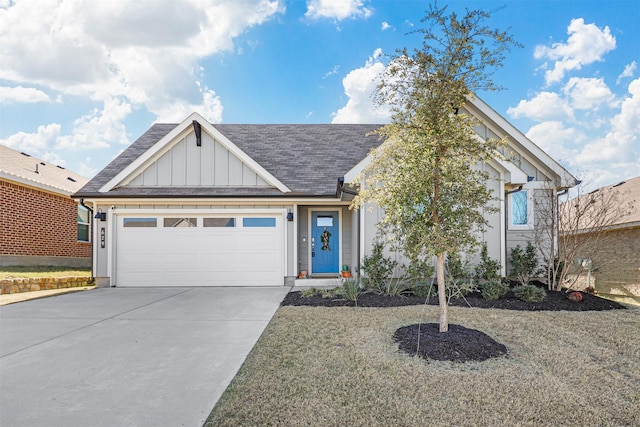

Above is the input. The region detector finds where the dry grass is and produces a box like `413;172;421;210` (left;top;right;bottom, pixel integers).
206;305;640;427
0;266;90;279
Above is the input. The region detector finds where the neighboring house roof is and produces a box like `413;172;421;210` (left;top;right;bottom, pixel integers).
76;122;382;198
0;144;88;196
584;176;639;229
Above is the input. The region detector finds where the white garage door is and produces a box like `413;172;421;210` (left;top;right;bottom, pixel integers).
115;214;284;286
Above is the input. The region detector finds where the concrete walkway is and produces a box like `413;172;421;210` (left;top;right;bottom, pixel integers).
0;286;290;427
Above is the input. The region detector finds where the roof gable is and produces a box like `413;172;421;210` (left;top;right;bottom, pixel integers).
0;144;88;195
76;121;382;198
99;113;289;193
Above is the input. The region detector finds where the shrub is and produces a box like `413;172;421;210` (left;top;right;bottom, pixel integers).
360;242;397;294
474;243;501;281
446;252;470;279
445;278;477;301
410;281;436;298
513;284;546;303
300;287;318;298
481;280;509;300
510;242;539;286
404;257;435;284
335;279;363;305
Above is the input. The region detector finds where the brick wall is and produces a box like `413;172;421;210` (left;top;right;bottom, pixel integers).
566;225;640;297
0;179;91;259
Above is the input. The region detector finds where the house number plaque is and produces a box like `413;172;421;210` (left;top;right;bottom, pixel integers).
100;228;106;248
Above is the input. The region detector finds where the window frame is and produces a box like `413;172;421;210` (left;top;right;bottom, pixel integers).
77;205;90;242
508;189;533;230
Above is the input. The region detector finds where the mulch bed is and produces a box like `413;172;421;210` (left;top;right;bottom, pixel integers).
282;286;626;363
281;289;626;311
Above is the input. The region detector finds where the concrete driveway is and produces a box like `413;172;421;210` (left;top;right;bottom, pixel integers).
0;286;290;427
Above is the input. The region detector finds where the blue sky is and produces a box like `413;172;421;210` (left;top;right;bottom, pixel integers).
1;0;638;191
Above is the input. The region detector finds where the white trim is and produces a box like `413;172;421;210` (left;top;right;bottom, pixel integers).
308;208;343;276
508;188;534;231
292;204;298;278
1;172;76;196
344;156;371;184
499;176;506;277
109;207;287;287
493;158;528;185
466;95;577;188
99;112;290;193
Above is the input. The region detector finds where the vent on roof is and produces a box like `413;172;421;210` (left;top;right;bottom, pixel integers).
56;165;65;169
40;162;46;166
67;177;77;182
21;152;31;157
612;181;625;187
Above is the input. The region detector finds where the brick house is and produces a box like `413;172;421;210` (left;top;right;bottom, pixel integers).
0;144;91;267
563;176;640;299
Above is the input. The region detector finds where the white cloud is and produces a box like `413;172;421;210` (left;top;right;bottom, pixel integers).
563;77;614;110
0;86;51;104
305;0;372;21
617;61;637;84
524;78;640;191
534;18;616;85
57;97;132;150
323;65;340;79
0;0;282;176
332;48;391;124
0;123;61;155
381;21;392;31
507;92;574;122
0;0;282;127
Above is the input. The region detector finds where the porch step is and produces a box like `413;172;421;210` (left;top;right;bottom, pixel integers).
294;277;344;288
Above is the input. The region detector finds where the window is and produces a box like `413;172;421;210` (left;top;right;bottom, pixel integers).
510;191;530;227
78;205;90;242
203;218;236;227
123;218;157;228
316;216;333;227
243;217;276;227
163;218;196;228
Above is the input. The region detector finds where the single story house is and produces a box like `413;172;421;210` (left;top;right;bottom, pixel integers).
0;144;91;267
563;176;640;298
74;96;577;287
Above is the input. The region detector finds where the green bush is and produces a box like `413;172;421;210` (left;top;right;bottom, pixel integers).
474;243;501;281
510;242;539;286
404;257;435;284
446;252;470;279
300;287;319;298
513;284;546;303
445;278;477;300
335;279;363;304
481;280;509;300
410;281;436;298
360;242;398;295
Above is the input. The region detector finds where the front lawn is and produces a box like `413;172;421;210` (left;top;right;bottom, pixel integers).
206;305;640;426
0;266;91;279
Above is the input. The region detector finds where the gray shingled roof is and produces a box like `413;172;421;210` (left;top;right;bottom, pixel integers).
75;123;383;198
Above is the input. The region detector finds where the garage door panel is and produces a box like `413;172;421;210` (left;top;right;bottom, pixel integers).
116;214;283;287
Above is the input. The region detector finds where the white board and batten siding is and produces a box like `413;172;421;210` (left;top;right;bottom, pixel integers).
114;211;285;287
126;132;269;188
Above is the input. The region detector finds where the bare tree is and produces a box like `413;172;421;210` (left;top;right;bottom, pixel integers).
534;180;634;291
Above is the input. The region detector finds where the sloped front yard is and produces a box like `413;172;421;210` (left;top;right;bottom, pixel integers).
206;304;640;426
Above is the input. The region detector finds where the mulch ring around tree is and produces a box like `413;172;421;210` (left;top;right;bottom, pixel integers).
393;323;508;362
282;284;626;363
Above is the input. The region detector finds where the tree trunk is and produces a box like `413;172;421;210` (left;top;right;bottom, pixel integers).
436;252;448;332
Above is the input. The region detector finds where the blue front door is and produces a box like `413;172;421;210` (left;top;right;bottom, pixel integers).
311;211;339;274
